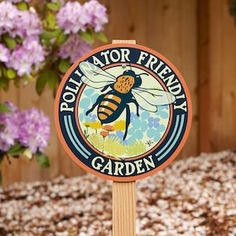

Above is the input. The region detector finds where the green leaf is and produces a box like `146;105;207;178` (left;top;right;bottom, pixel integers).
47;70;60;90
0;77;9;91
41;29;61;41
0;103;11;113
17;2;29;11
6;69;16;80
36;70;60;94
56;32;68;45
79;30;94;44
58;59;71;73
0;152;4;163
3;35;16;50
46;2;61;11
35;152;50;168
41;31;55;41
95;32;108;43
14;77;21;88
22;74;35;82
8;144;26;157
0;65;3;77
36;71;49;95
46;12;57;30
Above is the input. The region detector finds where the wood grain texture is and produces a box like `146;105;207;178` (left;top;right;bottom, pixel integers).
1;0;236;185
111;39;136;236
199;0;236;152
112;181;136;236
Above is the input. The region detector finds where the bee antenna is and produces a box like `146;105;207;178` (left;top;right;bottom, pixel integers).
129;63;132;71
138;73;149;76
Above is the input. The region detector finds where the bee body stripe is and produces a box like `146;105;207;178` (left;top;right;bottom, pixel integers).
98;94;122;121
100;101;118;111
98;106;113;115
98;112;108;121
104;94;121;103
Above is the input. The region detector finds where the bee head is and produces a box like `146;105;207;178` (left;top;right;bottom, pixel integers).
122;70;143;88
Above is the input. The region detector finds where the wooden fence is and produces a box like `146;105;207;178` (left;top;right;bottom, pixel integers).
1;0;236;186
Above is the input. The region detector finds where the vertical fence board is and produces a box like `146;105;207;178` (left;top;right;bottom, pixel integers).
179;0;198;157
199;0;236;152
222;1;236;150
198;0;210;152
2;0;236;185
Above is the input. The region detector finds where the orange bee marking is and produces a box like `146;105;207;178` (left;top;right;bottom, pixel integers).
98;113;108;120
100;101;118;111
98;107;113;115
114;75;135;94
104;94;121;103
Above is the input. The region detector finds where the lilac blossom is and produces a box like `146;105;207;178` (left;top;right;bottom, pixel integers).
23;38;45;65
7;38;45;76
0;2;42;38
0;2;18;36
16;7;42;38
0;102;19;152
0;102;50;154
59;34;91;63
0;44;10;63
84;0;108;32
57;2;89;34
6;0;30;3
18;108;50;154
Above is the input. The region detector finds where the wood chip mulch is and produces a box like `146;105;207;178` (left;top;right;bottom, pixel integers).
0;151;236;236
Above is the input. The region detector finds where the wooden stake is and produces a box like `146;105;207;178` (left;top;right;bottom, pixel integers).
112;40;136;236
112;181;136;236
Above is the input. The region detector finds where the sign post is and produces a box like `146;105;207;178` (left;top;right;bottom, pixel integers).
112;40;136;236
55;40;192;235
112;181;136;236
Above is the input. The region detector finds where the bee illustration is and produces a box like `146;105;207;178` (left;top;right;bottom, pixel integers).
79;61;176;140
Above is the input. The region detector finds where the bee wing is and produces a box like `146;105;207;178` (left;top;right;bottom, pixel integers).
79;61;116;83
132;90;158;112
80;76;112;89
135;87;176;105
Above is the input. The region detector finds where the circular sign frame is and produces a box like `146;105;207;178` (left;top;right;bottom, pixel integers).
55;43;192;182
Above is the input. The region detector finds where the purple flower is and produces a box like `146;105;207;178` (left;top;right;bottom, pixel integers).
0;44;10;63
57;2;89;34
6;0;30;3
0;2;18;35
0;2;42;39
0;102;19;152
15;7;42;38
18;108;50;154
59;34;91;63
84;0;108;32
5;0;30;3
0;102;51;154
7;38;45;76
23;37;45;65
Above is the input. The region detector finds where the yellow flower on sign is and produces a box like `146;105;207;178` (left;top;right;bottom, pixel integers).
113;120;126;131
84;122;91;127
83;121;102;129
90;121;102;129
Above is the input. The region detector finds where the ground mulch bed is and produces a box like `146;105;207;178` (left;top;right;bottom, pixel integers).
0;151;236;236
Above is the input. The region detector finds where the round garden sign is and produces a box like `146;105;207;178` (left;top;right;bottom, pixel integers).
55;43;192;182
